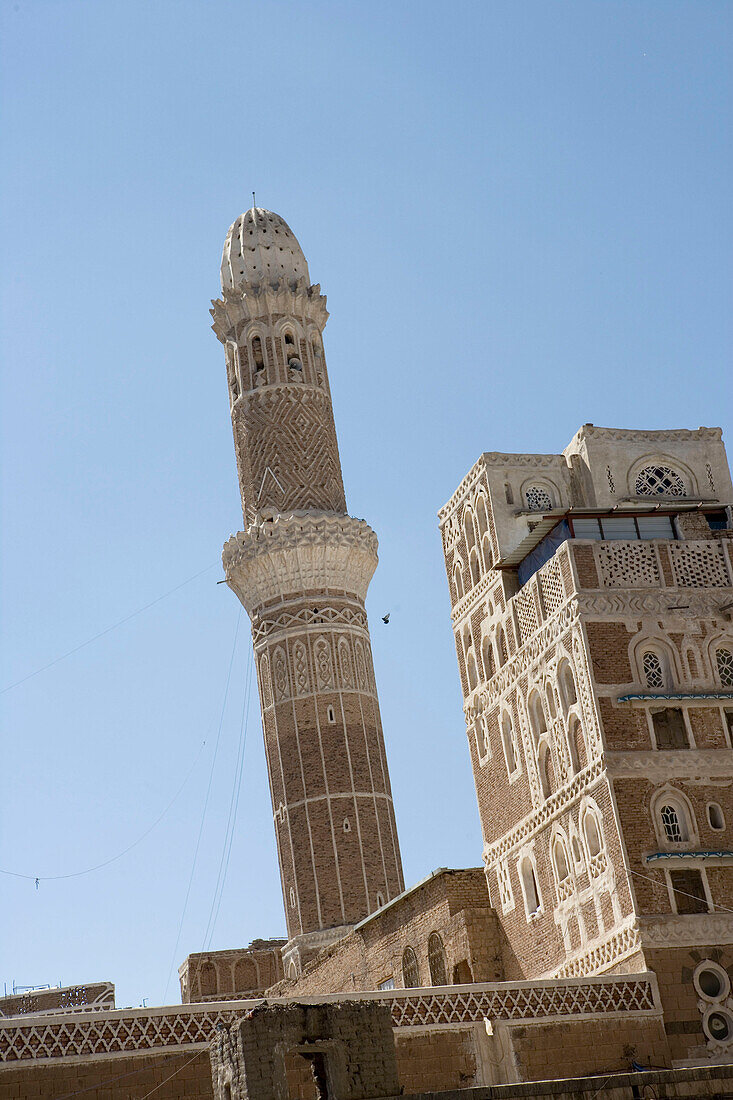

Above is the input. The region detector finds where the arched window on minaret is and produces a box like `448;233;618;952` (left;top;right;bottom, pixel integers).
251;335;266;384
311;335;325;385
284;329;303;378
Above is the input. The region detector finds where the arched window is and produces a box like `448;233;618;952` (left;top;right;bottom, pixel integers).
558;661;577;709
284;330;302;373
482;635;495;680
568;715;586;773
583;810;603;858
476;496;489;537
502;714;518;775
519;856;541;916
427;932;448;986
528;693;547;740
545;683;556;720
642;651;665;690
496;628;507;667
402;946;420;988
251;335;265;376
466;650;478;691
481;533;492;571
635;465;686;497
660;802;689;845
553;838;570;882
453;563;464;601
538;741;552;799
463;509;477;554
525;486;553;512
469;548;481;586
708;803;725;831
716;649;733;688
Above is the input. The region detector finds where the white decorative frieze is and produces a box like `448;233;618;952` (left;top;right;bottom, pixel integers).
639;913;733;949
605;749;733;781
224;512;378;614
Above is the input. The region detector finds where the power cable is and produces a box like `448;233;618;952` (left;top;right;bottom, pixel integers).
49;1048;204;1100
162;608;242;1001
138;1048;205;1099
1;562;219;695
0;737;207;882
202;643;255;950
629;865;733;914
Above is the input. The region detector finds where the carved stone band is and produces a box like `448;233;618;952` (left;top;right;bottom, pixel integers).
223;511;379;614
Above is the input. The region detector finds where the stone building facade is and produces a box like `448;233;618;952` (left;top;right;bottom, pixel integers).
212;208;404;977
438;424;733;1060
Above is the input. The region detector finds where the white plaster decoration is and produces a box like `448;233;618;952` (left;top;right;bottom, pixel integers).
259;654;273;708
670;542;730;589
539;557;565;618
483;759;604;864
605;749;733;781
354;640;368;691
549;922;641;979
292;641;310;696
638;912;733;948
272;647;289;702
338;637;354;689
596;542;661;588
496;859;515;914
576;591;733;620
313;636;334;690
635;465;687;497
223;512;379;614
252;602;369;646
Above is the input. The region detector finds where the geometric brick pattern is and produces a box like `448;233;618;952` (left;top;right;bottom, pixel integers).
669;541;730;588
0;976;660;1061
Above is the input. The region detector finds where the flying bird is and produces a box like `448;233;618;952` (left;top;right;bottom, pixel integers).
382;613;390;624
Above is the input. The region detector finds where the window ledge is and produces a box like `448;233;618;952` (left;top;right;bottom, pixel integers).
646;851;733;866
618;692;733;703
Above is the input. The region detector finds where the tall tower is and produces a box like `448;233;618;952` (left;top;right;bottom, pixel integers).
212;207;404;974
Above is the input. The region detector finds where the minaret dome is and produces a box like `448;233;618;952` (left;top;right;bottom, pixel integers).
220;207;310;292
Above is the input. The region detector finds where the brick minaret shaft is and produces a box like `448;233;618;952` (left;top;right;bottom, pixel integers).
212;208;404;968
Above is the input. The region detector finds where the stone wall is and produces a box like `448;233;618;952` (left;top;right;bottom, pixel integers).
268;868;502;995
0;1050;214;1099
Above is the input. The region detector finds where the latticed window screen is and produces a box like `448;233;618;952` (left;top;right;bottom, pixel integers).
660;804;684;844
427;933;448;987
402;946;420;988
642;651;665;689
635;465;686;497
716;649;733;688
525;486;553;511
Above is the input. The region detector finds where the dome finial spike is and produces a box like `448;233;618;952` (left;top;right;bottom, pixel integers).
252;191;256;211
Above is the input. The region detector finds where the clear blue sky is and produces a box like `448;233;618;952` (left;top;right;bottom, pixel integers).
1;0;731;1008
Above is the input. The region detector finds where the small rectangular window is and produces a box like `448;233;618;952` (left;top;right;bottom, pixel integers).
669;869;709;914
652;708;689;750
378;977;395;990
637;516;675;539
572;518;602;540
600;517;638;540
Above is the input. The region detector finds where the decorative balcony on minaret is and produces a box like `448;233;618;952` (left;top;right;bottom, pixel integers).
212;207;404;975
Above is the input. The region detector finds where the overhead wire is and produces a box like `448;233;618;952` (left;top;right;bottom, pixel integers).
137;1048;206;1099
162;607;242;1001
1;561;219;695
202;641;255;950
0;736;208;882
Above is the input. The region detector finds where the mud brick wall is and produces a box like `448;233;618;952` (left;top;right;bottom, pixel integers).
0;1050;213;1099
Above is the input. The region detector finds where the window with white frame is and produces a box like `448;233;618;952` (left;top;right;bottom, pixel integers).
582;809;603;858
519;855;541;917
496;860;515;914
501;714;520;777
558;660;577;709
553;837;570;883
635;465;687;497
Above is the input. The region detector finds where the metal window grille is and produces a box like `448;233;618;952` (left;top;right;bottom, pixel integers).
401;947;420;988
635;465;686;497
661;804;684;844
717;649;733;688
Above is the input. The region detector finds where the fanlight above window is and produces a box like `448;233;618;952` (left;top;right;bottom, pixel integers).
525;486;553;512
635;465;686;497
642;651;665;690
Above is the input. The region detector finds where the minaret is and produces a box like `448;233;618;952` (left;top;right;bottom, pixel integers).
212;207;404;974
